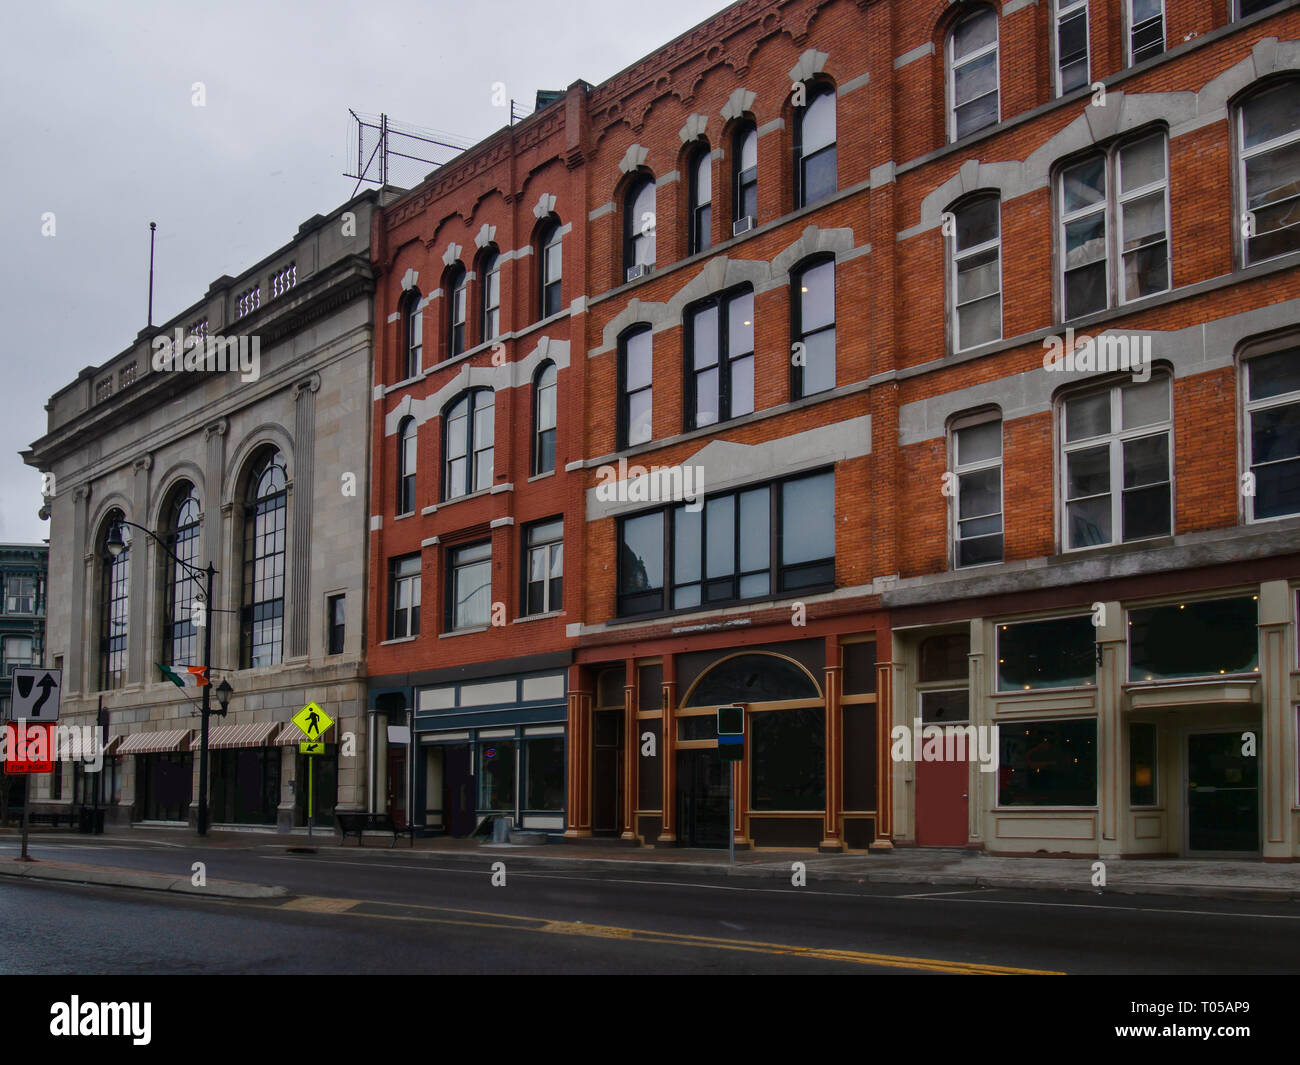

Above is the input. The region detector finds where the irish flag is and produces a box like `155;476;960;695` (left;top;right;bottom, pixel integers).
158;664;209;688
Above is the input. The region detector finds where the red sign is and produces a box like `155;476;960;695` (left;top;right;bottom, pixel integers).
2;722;55;774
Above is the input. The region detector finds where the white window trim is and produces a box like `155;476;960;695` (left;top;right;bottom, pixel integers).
1059;154;1110;321
950;196;1003;352
525;532;564;616
949;411;1004;570
1237;85;1300;268
1125;0;1165;67
1239;336;1300;524
1116;133;1171;305
1054;0;1090;98
947;8;1000;143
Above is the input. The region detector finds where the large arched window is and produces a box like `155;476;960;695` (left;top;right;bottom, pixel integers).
733;124;758;232
624;174;657;280
949;7;999;141
533;361;557;476
479;248;501;343
447;264;467;357
161;484;200;667
402;288;423;379
99;508;130;691
241;449;287;669
795;85;836;209
688;144;712;255
538;218;563;319
1238;79;1300;265
398;416;417;515
444;389;494;500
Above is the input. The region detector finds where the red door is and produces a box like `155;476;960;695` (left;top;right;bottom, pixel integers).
915;729;969;846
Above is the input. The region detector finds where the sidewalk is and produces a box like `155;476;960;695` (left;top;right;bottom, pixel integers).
4;822;1300;902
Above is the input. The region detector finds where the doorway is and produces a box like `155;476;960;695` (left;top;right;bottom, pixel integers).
443;743;476;837
675;748;729;848
386;745;406;829
1186;731;1259;854
592;709;623;835
915;734;969;846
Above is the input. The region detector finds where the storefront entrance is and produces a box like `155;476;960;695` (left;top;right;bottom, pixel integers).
1187;731;1259;854
443;743;476;837
915;730;968;846
136;752;193;822
211;747;280;826
675;748;729;848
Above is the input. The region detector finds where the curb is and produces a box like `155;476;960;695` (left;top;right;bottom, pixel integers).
0;860;288;900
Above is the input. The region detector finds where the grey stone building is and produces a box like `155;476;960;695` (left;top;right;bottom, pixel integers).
23;190;390;830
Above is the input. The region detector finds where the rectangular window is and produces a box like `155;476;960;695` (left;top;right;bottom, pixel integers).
483;260;501;341
950;9;1000;141
1055;0;1089;95
952;196;1002;350
1127;0;1164;65
524;736;564;810
750;707;826;811
1063;375;1172;549
1239;83;1300;265
793;259;835;397
1236;0;1282;15
1244;343;1300;520
5;576;35;615
479;740;516;811
619;329;653;449
1128;596;1259;682
997;615;1096;691
618;469;834;617
2;635;34;672
687;288;754;430
326;594;345;655
998;719;1097;806
388;556;421;640
1130;722;1157;806
542;234;563;318
449;541;491;630
842;641;877;695
524;519;563;616
952;416;1004;567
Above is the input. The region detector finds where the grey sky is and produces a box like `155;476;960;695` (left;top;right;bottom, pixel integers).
0;0;713;544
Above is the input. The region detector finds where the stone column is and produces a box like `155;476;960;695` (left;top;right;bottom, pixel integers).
821;636;843;852
127;456;152;686
1259;580;1293;859
289;375;320;660
1095;600;1124;859
621;667;636;841
69;485;91;694
968;617;988;848
657;669;678;844
871;651;896;851
564;663;591;838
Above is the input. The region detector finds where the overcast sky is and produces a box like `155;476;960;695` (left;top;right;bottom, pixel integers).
0;0;713;544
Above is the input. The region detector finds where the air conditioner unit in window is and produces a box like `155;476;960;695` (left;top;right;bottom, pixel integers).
626;263;651;282
733;216;756;236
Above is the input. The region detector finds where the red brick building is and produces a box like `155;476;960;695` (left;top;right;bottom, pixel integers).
369;0;1300;859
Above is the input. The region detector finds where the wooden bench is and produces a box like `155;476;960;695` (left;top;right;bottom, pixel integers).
27;811;76;829
335;811;409;847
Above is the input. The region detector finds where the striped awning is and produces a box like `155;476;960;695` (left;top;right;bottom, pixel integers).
190;720;281;751
102;735;123;756
273;722;308;746
117;730;192;755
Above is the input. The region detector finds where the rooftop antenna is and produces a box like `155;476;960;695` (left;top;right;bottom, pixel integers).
147;221;157;328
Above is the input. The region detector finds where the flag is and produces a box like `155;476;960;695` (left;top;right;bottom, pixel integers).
158;664;209;688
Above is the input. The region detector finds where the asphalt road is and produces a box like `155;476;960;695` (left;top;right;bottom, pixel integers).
3;836;1300;975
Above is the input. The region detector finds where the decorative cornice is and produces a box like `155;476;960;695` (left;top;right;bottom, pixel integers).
203;418;228;441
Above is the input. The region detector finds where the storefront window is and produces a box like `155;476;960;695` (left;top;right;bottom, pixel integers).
1130;723;1157;806
997;615;1095;690
750;707;826;811
683;653;819;706
479;741;516;811
1128;596;1258;681
998;718;1097;806
211;747;280;826
524;737;564;811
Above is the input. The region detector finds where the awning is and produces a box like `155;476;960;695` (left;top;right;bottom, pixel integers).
102;735;123;756
117;730;192;755
190;721;281;751
273;722;308;746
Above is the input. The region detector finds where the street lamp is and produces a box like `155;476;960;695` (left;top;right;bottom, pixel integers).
106;518;231;836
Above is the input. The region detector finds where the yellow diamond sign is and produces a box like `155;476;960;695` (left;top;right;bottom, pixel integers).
292;702;333;743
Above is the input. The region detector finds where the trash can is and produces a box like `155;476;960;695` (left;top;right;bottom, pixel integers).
491;815;511;843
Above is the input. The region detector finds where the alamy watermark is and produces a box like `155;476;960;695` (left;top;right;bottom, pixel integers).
1;721;104;771
595;458;704;512
1042;328;1151;382
890;718;999;773
151;327;261;382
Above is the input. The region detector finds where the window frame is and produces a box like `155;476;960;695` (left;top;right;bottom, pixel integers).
791;256;836;399
5;574;36;615
1054;0;1090;97
398;415;418;516
949;192;1003;351
684;285;755;431
326;593;345;656
948;6;1000;143
447;539;492;631
688;144;713;256
794;83;837;209
624;173;657;277
99;510;130;691
1236;80;1300;267
617;326;653;451
522;518;564;617
733;124;758;228
538;219;563;319
1126;0;1165;67
442;389;494;502
388;554;421;640
447;265;467;357
402;288;423;379
949;412;1005;569
480;249;501;344
1240;335;1300;523
532;361;558;477
161;484;201;668
240;449;287;670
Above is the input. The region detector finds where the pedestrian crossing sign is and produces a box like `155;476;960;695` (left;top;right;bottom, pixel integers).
292;702;333;743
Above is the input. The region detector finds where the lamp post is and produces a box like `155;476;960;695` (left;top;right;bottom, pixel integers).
105;519;233;837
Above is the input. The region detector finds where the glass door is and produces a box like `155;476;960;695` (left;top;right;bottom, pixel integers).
1186;731;1259;854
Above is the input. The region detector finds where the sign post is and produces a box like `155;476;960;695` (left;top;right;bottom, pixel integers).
717;705;745;866
292;702;333;844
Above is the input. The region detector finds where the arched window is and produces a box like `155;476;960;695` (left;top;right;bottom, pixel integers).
444;389;494;500
733;124;758;231
538;218;563;319
950;193;1002;350
241;449;287;669
402;289;423;379
1238;80;1300;265
447;264;467;356
949;7;999;141
688;145;712;255
795;85;836;208
618;326;653;449
480;249;501;343
533;361;557;476
99;508;130;691
624;174;657;280
398;416;417;515
791;257;836;397
161;484;201;666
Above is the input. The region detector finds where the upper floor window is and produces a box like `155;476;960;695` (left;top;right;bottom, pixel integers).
1055;0;1089;96
688;145;712;256
99;509;130;691
398;416;417;515
402;289;423;379
1242;338;1300;521
734;124;758;233
448;541;492;631
524;519;563;616
1059;131;1169;320
950;415;1004;567
795;86;836;209
618;326;653;450
241;450;287;669
624;174;657;280
1061;374;1171;550
686;287;754;430
2;635;33;673
1236;0;1284;16
1238;81;1300;265
162;484;201;667
792;257;835;398
327;593;345;656
444;389;494;500
447;265;467;356
389;555;421;639
538;219;563;319
1127;0;1164;65
5;575;35;614
480;250;501;343
533;362;557;476
950;194;1002;350
949;7;999;141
